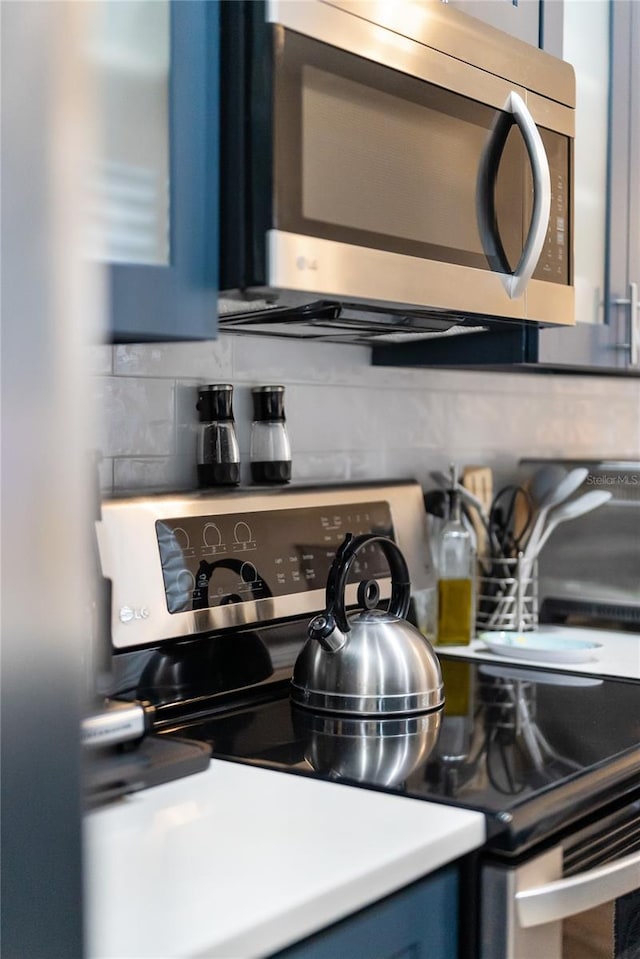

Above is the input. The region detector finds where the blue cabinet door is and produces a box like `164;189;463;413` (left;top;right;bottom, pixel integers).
272;865;459;959
110;0;218;342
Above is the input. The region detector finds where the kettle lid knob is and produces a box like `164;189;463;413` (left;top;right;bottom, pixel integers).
357;579;380;610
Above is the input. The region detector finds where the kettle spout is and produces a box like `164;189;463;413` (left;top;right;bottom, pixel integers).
308;613;347;653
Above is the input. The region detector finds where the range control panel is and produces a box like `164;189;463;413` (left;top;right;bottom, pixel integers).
156;502;393;614
97;481;432;650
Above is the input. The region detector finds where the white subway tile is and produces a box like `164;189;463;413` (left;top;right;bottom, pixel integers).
380;449;430;486
555;396;640;456
175;381;202;466
92;333;640;498
113;456;196;493
114;338;233;379
284;385;449;453
286;449;385;483
345;450;386;480
545;372;640;399
284;387;361;452
232;334;371;386
369;364;524;395
95;377;175;457
292;452;352;483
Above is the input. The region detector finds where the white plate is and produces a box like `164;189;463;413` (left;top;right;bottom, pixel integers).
477;631;603;664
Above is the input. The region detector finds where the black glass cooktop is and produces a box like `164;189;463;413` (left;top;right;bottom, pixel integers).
162;656;640;855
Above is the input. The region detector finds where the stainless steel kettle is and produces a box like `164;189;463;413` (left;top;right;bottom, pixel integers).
291;533;444;716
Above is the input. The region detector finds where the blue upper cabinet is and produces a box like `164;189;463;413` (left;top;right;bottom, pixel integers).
96;0;219;342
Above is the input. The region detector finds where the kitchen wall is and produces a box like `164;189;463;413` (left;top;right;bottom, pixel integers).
91;335;640;495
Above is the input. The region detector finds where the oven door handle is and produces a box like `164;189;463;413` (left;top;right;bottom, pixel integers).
516;849;640;927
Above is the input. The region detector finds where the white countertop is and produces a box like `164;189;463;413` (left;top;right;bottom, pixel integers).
85;758;485;959
437;626;640;680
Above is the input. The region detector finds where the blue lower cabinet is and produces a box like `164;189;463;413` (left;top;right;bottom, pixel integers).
271;865;459;959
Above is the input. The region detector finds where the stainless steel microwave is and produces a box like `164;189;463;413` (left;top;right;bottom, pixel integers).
218;0;576;342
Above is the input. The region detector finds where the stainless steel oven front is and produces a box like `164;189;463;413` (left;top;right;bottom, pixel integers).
482;810;640;959
219;0;575;338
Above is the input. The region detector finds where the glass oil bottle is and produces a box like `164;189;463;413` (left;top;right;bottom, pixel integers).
436;470;474;645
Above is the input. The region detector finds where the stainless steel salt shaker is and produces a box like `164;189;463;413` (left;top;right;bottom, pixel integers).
250;385;291;484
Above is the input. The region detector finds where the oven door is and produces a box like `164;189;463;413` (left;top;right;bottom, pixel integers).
481;800;640;959
263;0;573;325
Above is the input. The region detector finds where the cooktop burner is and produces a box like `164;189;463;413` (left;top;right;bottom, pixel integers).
159;655;640;856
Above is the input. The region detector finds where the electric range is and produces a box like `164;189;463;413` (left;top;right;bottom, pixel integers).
95;481;640;959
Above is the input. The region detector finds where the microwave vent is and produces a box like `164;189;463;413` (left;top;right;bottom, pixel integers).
218;295;490;344
371;325;488;345
218;296;282;316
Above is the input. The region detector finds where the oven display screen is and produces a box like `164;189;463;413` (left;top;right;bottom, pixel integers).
155;502;394;614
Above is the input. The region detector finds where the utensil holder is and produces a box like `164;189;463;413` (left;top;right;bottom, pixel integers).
476;556;538;633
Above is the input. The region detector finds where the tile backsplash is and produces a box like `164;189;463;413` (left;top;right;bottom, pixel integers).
91;334;640;495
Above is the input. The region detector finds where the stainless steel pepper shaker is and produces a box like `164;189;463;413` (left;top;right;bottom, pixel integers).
196;384;240;487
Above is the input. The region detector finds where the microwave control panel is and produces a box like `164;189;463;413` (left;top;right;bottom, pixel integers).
533;128;570;286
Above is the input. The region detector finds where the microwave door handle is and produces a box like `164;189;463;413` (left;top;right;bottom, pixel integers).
515;848;640;928
476;93;551;300
507;91;551;299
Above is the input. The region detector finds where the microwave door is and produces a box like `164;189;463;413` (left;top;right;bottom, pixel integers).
477;93;551;300
267;25;532;318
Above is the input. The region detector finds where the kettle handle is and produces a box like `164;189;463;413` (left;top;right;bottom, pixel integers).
324;533;411;634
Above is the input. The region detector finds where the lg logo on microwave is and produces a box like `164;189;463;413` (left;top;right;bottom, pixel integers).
119;606;150;624
296;255;318;272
